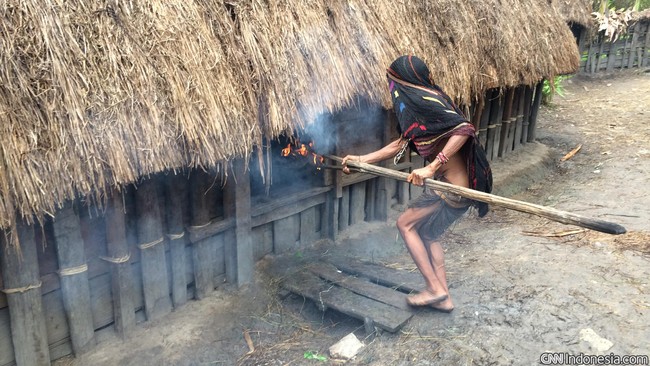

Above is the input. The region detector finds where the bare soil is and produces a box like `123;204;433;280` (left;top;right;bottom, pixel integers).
58;69;650;366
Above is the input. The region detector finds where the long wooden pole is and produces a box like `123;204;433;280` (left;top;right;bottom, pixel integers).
325;155;626;235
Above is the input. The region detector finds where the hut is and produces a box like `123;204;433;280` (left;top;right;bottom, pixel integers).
0;1;589;364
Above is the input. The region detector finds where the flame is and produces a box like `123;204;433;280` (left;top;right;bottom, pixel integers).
281;144;292;157
280;140;325;169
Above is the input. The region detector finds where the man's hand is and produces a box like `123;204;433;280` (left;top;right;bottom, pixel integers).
341;155;363;174
407;165;436;186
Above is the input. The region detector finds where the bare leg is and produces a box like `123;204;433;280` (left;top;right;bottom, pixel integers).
428;241;454;311
396;203;447;305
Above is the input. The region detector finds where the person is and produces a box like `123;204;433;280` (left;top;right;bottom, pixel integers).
342;55;492;312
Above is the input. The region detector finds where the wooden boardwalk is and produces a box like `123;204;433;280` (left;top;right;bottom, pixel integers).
282;258;423;334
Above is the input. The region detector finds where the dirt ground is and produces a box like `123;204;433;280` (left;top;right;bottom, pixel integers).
58;69;650;366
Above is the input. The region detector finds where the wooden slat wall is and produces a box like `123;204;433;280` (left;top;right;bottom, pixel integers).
580;21;650;73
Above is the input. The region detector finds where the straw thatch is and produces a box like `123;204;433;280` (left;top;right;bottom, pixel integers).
550;0;593;27
0;0;584;230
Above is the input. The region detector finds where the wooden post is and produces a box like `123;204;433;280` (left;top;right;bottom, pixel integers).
528;81;544;142
513;86;526;151
642;23;650;67
520;86;533;145
586;38;595;73
52;203;96;355
498;88;515;158
225;158;254;287
478;91;492;150
134;179;172;320
374;111;391;222
635;23;645;67
628;23;640;69
621;31;631;69
104;188;136;337
323;158;341;241
597;38;606;72
163;173;188;307
606;39;619;72
338;186;350;231
0;223;51;366
300;207;318;245
486;90;503;160
349;182;366;226
189;171;215;299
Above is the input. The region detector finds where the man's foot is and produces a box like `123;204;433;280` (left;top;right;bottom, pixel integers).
430;301;454;313
406;289;448;307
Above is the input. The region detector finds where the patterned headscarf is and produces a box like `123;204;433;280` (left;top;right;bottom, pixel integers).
387;55;493;216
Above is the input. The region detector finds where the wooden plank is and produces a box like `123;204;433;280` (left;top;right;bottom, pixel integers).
188;218;234;243
641;22;650;67
349;182;366;225
528;82;544;142
226;158;254;286
104;188;136;337
365;179;376;221
52;203;96;355
606;40;619;72
0;307;15;365
135;179;172;319
252;191;327;227
498;88;515;158
328;257;423;294
309;263;411;311
628;23;640;68
251;223;273;261
273;215;299;254
477;94;490;150
300;206;318;246
1;223;51;365
338;186;350;231
189;171;215;299
252;186;331;217
283;272;412;333
636;23;645;67
521;85;533;145
486;90;502;160
322;168;340;241
513;86;526;151
163;174;188;308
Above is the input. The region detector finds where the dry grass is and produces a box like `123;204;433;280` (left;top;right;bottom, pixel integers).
0;0;588;230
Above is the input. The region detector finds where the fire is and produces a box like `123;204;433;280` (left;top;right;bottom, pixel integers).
280;140;325;168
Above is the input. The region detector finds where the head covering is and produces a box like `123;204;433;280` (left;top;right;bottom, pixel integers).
387;55;493;217
387;55;467;145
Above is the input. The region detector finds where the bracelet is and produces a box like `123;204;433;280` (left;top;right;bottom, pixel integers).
436;152;449;165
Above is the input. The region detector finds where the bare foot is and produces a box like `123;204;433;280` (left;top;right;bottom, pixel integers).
406;289;448;307
430;297;454;313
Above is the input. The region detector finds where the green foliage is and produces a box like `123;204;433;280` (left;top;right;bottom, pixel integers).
593;0;650;11
304;351;327;362
542;75;572;106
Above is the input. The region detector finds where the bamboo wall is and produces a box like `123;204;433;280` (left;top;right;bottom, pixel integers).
580;21;650;73
0;82;544;365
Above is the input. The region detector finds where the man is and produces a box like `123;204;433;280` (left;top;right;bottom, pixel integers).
342;55;492;312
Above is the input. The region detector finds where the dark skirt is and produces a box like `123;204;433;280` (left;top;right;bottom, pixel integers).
408;189;470;242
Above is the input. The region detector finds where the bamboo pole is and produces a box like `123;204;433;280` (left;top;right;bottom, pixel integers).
325;155;626;235
0;222;51;366
52;203;96;355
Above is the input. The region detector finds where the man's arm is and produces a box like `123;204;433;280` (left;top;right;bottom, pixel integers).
408;134;470;186
341;138;403;173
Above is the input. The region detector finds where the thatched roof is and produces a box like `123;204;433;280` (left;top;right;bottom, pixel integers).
550;0;593;27
0;0;583;229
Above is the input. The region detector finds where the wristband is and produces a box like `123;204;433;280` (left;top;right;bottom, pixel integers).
436;152;449;165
